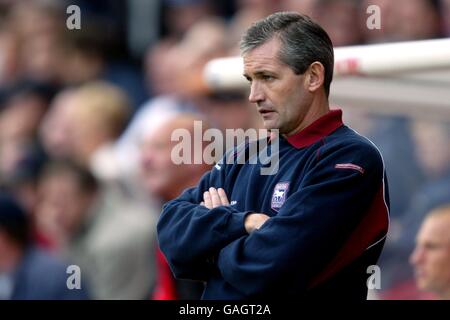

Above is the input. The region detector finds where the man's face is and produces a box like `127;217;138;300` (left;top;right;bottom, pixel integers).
243;37;312;136
36;172;93;237
140;124;190;201
410;215;450;295
140;130;173;198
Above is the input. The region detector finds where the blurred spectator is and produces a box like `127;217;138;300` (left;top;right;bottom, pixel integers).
39;88;77;161
2;145;48;243
59;81;154;251
141;114;212;203
6;0;66;85
0;81;55;211
66;81;131;184
115;96;192;189
409;205;450;299
0;81;55;145
379;118;450;296
0;192;89;299
140;114;212;299
35;160;157;299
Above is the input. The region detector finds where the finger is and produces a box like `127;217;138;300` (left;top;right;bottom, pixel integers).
209;187;222;208
203;191;212;209
218;188;229;205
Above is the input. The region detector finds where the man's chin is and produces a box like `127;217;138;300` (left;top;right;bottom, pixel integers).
415;278;430;291
262;120;279;131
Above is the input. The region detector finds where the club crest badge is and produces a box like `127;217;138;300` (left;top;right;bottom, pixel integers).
271;182;290;211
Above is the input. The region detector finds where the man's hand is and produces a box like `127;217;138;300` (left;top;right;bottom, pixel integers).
200;187;230;209
200;188;270;233
244;213;270;234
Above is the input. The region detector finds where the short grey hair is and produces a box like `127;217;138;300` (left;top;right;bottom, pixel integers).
240;12;334;97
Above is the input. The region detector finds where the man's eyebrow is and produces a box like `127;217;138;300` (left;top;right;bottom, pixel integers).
243;71;275;78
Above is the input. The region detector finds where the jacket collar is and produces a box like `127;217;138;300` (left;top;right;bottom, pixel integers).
285;109;343;149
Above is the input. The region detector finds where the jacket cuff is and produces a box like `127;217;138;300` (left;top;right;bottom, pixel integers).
226;209;252;239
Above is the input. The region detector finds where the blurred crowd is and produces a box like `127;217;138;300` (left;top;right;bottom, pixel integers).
0;0;449;300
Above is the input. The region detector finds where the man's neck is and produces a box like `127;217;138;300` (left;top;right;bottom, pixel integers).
284;96;330;137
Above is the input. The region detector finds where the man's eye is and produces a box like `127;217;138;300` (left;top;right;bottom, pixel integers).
244;76;252;83
262;75;274;81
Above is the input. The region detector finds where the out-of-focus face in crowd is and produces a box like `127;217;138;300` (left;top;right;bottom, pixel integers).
140;116;211;202
35;163;97;247
410;208;450;299
7;1;65;83
0;85;51;186
39;89;76;160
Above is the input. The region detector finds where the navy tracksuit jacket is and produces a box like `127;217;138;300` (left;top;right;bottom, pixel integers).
157;109;390;299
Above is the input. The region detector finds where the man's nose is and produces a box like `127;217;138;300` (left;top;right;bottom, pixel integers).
248;81;264;103
409;246;424;266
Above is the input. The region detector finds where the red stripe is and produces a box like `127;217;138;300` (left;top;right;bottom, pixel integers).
335;163;365;174
151;248;178;300
309;183;389;288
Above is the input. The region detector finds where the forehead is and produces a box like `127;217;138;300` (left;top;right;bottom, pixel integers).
418;215;450;243
242;37;286;73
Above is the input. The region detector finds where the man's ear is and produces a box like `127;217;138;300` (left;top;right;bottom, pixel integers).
305;62;325;93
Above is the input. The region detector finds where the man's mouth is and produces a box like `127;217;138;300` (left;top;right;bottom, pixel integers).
414;269;426;278
258;109;275;115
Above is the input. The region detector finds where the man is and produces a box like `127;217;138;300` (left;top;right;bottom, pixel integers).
410;205;450;299
157;12;389;299
35;160;156;299
0;192;89;299
140;114;212;299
